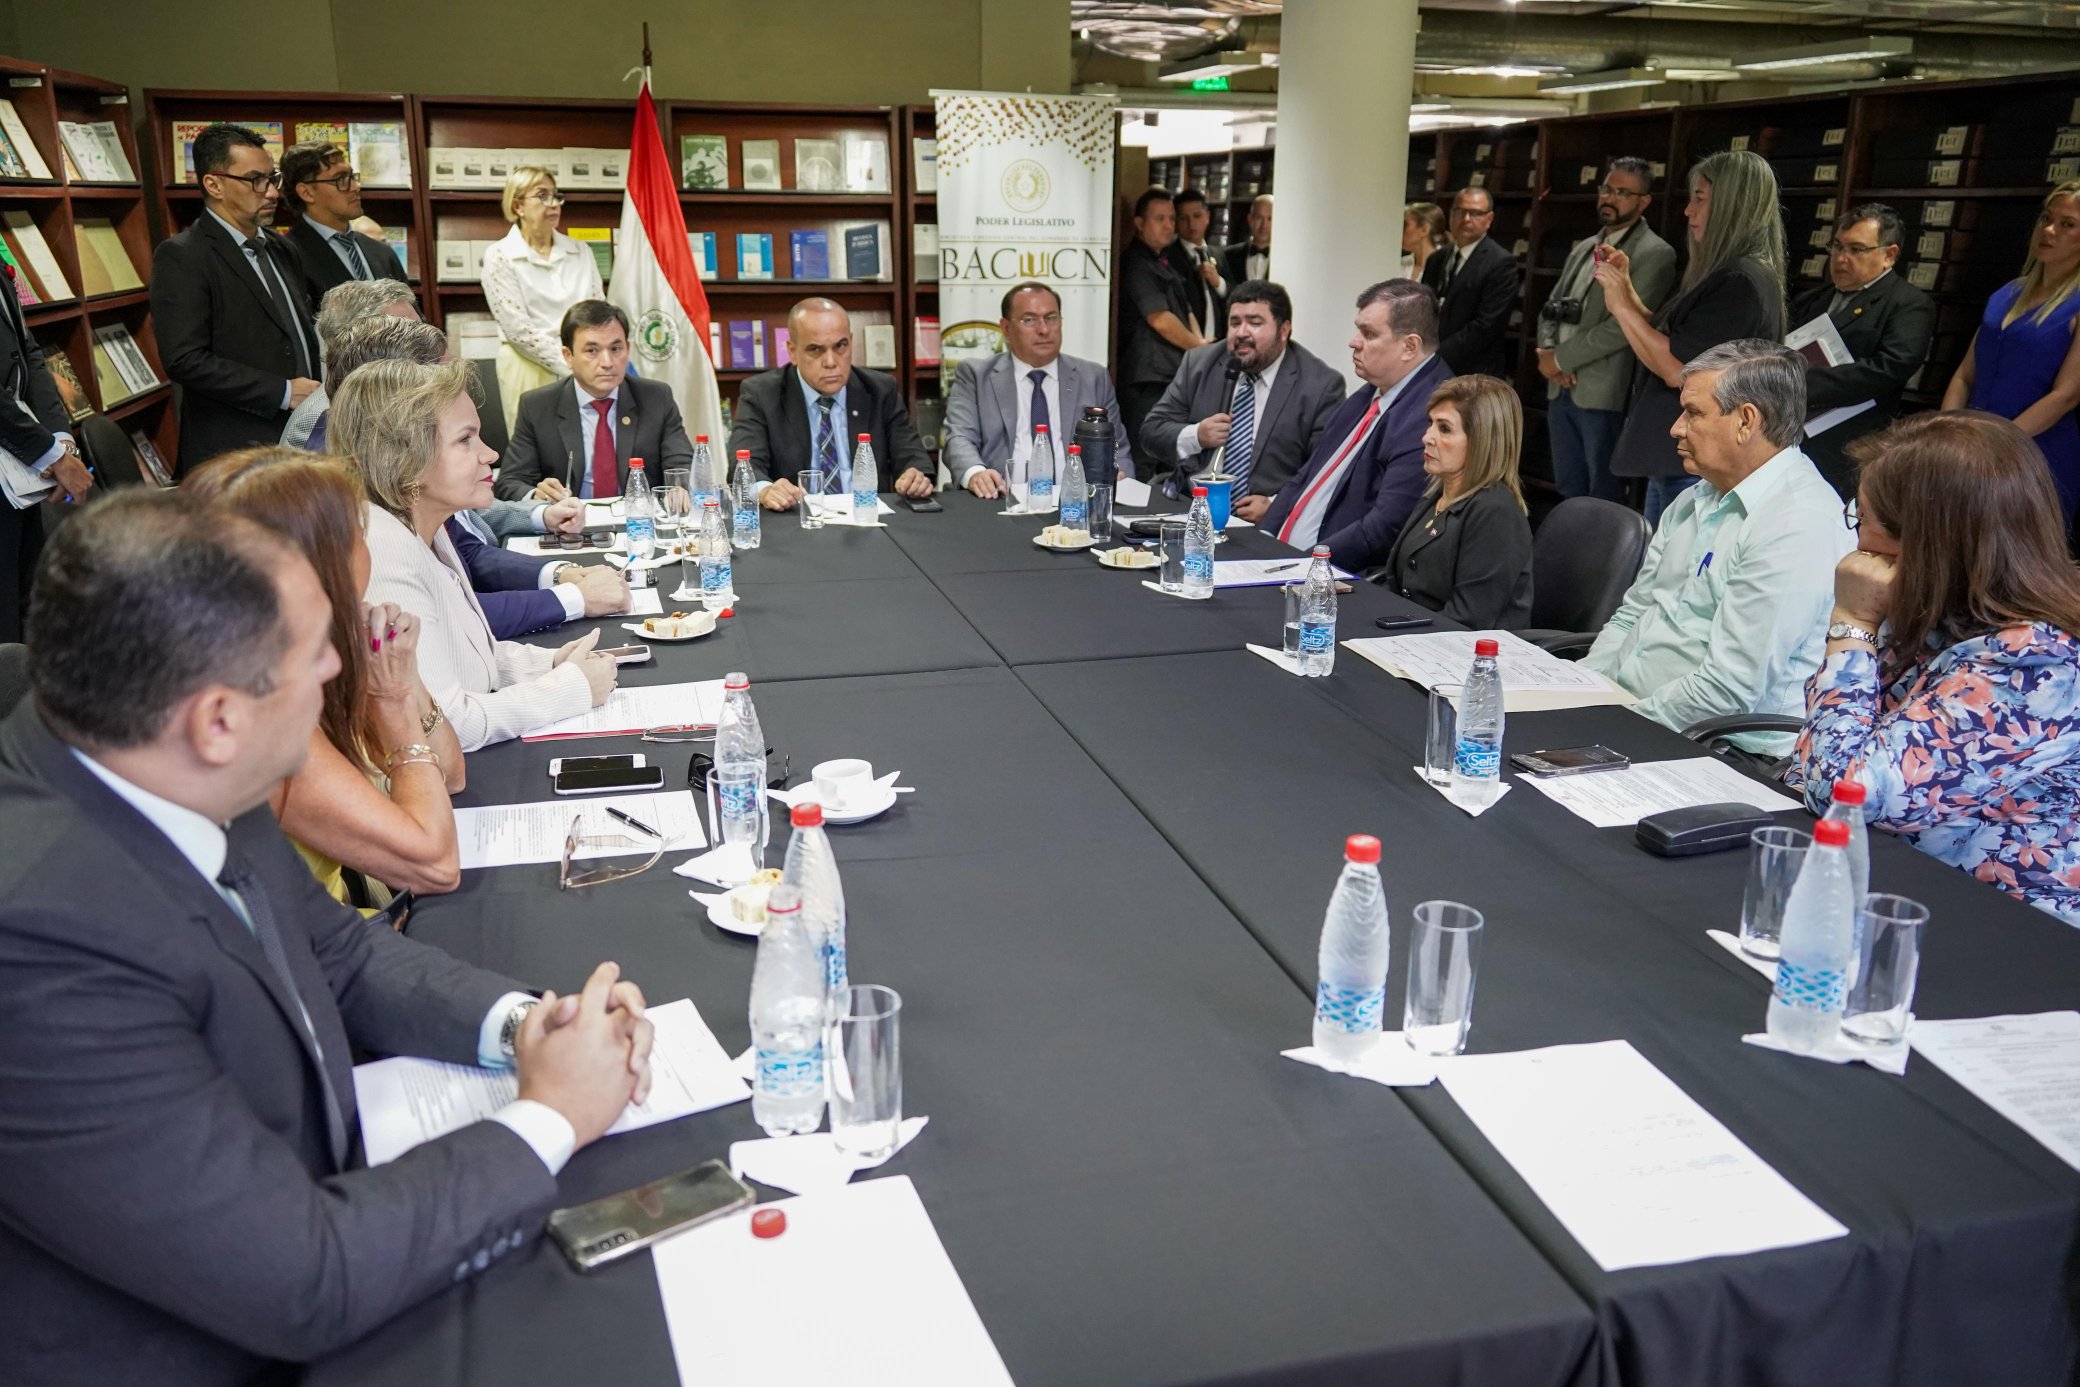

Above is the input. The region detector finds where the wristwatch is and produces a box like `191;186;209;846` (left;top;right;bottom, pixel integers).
1826;620;1879;645
499;998;539;1060
552;562;583;585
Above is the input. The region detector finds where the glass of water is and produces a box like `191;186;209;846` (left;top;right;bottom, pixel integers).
1739;827;1812;961
1158;519;1188;593
1405;900;1484;1055
1424;683;1462;787
829;984;903;1165
797;470;827;529
1842;894;1928;1051
1282;582;1305;659
660;466;692;537
1088;484;1114;540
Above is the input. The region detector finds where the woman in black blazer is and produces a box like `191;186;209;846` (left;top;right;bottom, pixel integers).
1384;374;1533;628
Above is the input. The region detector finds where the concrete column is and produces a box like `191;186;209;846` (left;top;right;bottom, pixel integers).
1275;0;1420;390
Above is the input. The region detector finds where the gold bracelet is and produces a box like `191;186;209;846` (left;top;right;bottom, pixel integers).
421;702;445;737
385;743;440;770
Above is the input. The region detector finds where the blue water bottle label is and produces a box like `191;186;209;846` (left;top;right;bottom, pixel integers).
755;1045;824;1098
1298;619;1334;654
718;777;759;823
1773;958;1847;1012
626;519;654;545
1182;552;1213;583
1031;478;1054;500
1315;980;1385;1033
702;560;732;594
733;507;758;532
853;487;875;514
693;489;719;509
1061;500;1087;528
1454;736;1500;779
824;938;848;994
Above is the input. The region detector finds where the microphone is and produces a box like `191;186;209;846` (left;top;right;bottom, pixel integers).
1207;357;1244;477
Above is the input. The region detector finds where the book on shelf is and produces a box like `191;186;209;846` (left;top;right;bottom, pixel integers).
558;148;593;189
4;246;38;307
0;122;31;181
726;319;768;371
72;219;143;296
911;137;937;194
742;140;781;191
380;226;411;278
840;222;891;281
912;315;941;366
3;212;72;301
789;229;830;280
680;134;728;191
795;139;842;193
512;147;563;181
226;121;285;163
443;311;501;361
736;232;774;281
914;223;939;283
843;132;889;193
295;120;349;149
435;240;477;282
130;430;172;488
568;227;614;280
95;325;159;395
773;325;792;367
860;322;897;370
351;122;410;188
0;101;50;180
708;320;723;367
688;230;717;278
595;148;627;191
58;121;133;182
168;119;213;182
485;149;515;187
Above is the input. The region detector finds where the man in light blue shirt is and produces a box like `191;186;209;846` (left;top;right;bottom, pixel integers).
1586;339;1854;751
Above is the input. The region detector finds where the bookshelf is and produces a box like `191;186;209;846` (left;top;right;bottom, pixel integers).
899;104;938;448
1148;146;1275;248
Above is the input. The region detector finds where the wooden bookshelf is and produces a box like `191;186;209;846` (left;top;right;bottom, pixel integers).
899;103;938;447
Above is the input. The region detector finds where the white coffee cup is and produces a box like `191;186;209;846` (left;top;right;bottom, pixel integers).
811;758;874;812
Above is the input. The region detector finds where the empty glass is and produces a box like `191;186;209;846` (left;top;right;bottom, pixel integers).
1088;484;1114;540
1739;827;1812;960
829;984;903;1164
660;466;692;537
1282;582;1305;659
1158;519;1188;593
1424;683;1463;787
1842;894;1928;1050
1404;900;1483;1055
798;469;827;529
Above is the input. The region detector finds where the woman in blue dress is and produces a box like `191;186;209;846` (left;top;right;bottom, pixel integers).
1943;180;2080;524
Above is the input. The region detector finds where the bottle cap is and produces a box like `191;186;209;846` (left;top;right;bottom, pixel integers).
724;670;749;689
1312;545;1330;557
791;801;824;828
1345;834;1381;864
1067;444;1081;455
1814;819;1850;848
1831;779;1867;806
631;457;646;469
857;433;870;442
703;497;720;508
1474;638;1499;656
751;1208;787;1238
1192;486;1208;498
1035;424;1049;433
696;434;709;443
736;448;750;459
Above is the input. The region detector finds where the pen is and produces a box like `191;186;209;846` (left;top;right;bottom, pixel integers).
1697;551;1714;577
607;806;661;839
1264;562;1299;573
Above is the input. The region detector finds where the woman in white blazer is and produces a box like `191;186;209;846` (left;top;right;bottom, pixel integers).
480;165;603;436
332;358;616;751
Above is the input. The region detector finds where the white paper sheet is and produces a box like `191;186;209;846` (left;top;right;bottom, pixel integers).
730;1117;930;1195
1437;1039;1848;1270
1245;642;1303;675
674;842;763;887
1342;630;1636;711
1515;758;1798;828
1114;477;1152;508
651;1176;1015;1387
521;678;727;740
352;998;750;1166
1282;1035;1438;1087
1742;1027;1909;1075
1806;399;1877;438
626;587;664;616
1785;312;1853;368
1909;1012;2080;1171
1214;558;1353;588
454;789;704;869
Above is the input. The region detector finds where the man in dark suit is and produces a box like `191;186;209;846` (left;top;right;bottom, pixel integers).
1140;279;1346;520
278;141;409;300
1220;194;1273;289
1116;189;1208;459
0;269;93;641
445;514;629;640
493;299;696;502
1166;188;1226;347
1420;187;1518;379
1265;279;1454;572
0;489;653;1387
1790;202;1936;498
150;123;322;476
734;297;934;511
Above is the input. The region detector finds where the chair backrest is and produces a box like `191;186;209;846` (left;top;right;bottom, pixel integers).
0;643;28;721
1527;497;1652;633
468;358;510;460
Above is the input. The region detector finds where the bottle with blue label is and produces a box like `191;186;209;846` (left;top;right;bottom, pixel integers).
696;498;732;610
749;882;826;1136
1297;544;1337;676
851;433;878;519
1059;445;1089;532
621;458;655;589
1452;638;1504;808
690;434;719;509
730;448;761;550
1028;424;1057;513
1313;834;1390;1062
1768;818;1857;1051
1182;485;1215;599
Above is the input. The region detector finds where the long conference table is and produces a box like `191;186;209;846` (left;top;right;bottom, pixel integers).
309;494;2080;1387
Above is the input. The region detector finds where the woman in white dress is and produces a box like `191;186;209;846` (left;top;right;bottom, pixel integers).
479;165;603;435
333;358;617;751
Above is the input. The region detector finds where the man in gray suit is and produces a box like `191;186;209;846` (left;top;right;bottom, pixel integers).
943;281;1134;499
1535;156;1677;501
1140;279;1346;522
0;489;655;1387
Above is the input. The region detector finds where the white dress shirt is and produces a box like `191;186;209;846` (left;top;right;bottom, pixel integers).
479;225;603;375
68;749;574;1174
1246;247;1269;282
572;380;621;501
206;208;311;407
959;353;1061;488
1175;348;1284;468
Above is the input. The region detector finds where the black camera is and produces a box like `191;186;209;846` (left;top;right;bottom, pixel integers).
1540;297;1584;326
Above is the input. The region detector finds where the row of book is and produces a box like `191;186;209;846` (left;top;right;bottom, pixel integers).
432;221;894;286
1;211;142;304
169;119;409;187
427;146;627;192
678;132;890;194
713;310;903;372
0;106;136;184
90;323;159;404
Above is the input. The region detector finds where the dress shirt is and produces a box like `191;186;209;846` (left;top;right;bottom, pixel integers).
303;214;373;280
959;353;1059;488
67;750;574;1174
479;225;602;375
451;505;584;621
1247;247;1269;282
207;208;308;408
1174;347;1284;467
1584;445;1853;752
573;380;620;501
1180;239;1223;331
798;374;854;492
1282;356;1429;550
281;386;328;449
1829;267;1891;317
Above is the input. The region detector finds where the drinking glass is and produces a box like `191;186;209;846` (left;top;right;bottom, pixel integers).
660;466;692;537
1158;519;1188;593
1739;827;1812;961
1088;484;1114;540
1282;582;1305;659
1842;894;1928;1050
1404;901;1484;1055
1005;451;1030;514
1424;683;1462;787
829;985;903;1164
798;470;827;529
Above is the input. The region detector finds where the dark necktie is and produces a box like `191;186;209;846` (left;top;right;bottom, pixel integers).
334;230;373;280
1226;373;1256;491
246;234;311;377
1028;368;1050;439
815;395;840;489
590;398;617;500
1444;248;1464;293
217;852;351;1170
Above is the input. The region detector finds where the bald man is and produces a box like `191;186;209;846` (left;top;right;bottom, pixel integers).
731;297;935;510
1220;195;1273;290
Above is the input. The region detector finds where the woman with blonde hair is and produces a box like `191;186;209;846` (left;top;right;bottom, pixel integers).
1940;180;2080;525
334;358;616;751
183;447;466;901
478;164;603;434
1382;373;1534;628
1401;202;1448;280
1595;147;1787;523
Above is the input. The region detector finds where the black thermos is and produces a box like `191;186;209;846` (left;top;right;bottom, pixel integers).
1074;406;1117;488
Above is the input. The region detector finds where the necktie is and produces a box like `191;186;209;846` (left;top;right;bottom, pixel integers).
1226;373;1256;492
1028;368;1050;439
590;398;617;500
335;231;373;280
1444;248;1463;293
815;395;840;489
247;235;311;378
1279;395;1382;547
217;852;351;1170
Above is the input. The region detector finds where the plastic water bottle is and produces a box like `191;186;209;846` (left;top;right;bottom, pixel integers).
1452;638;1505;808
696;498;732;610
730;448;762;550
851;433;878;519
1182;485;1215;599
1824;779;1870;908
1028;424;1057;514
782;801;848;1017
749;882;826;1135
1297;544;1337;677
712;670;767;854
622;459;656;589
689;434;719;509
1768;818;1858;1051
1313;834;1390;1062
1059;444;1089;532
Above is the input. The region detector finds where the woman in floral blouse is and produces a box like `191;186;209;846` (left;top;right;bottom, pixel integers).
1790;410;2080;924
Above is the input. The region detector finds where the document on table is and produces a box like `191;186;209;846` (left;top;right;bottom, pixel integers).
1909;1012;2080;1171
1114;476;1152;508
652;1176;1015;1387
352;998;750;1166
1343;629;1635;711
1437;1039;1847;1271
1213;558;1354;588
1516;757;1799;827
521;678;727;740
626;587;664;615
454;789;704;869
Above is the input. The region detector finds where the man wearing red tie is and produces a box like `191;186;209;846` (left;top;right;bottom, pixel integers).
1264;280;1453;571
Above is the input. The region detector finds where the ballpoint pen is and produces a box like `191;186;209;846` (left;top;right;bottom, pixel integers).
1264;562;1299;573
606;806;662;839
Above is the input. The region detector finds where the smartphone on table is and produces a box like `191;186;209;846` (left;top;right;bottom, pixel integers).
1508;745;1630;777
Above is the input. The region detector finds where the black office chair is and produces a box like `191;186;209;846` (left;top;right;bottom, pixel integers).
0;643;28;720
1682;712;1806;783
1516;497;1652;657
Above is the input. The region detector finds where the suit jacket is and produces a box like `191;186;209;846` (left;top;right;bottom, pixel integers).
1420;236;1519;379
0;270;67;465
1117;238;1197;388
1383;482;1534;629
1790;272;1936;497
283;217;410;299
1140;339;1347;495
728;365;930;490
1164;239;1224;340
0;702;558;1387
493;374;696;501
1263;353;1454;572
942;352;1135;482
444;516;564;639
1544;220;1678;413
1610;257;1784;479
150;212;321;475
1220;241;1264;290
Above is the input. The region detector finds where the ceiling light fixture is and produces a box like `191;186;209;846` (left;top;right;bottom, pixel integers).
1156;52;1276;83
1735;36;1913;71
1537;67;1665;95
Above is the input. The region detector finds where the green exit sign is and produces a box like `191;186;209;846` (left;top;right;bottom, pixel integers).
1190;76;1231;91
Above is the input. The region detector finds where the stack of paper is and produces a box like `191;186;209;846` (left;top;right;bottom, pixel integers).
521;679;728;741
1344;629;1633;711
1910;1012;2080;1171
1518;757;1799;827
453;789;705;869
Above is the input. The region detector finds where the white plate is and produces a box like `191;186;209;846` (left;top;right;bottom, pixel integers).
1032;533;1097;552
1095;547;1160;569
622;613;717;642
705;894;763;937
791;784;899;825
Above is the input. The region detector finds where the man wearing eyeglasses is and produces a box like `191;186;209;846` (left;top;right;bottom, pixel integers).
279;142;409;298
942;281;1134;500
149;122;322;476
1418;185;1519;379
1788;203;1935;499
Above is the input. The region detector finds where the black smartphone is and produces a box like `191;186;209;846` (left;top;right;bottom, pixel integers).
548;754;642;777
1374;616;1436;631
553;764;667;796
1509;745;1631;777
905;495;944;513
548;1160;756;1273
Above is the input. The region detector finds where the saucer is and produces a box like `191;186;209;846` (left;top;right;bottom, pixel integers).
622;612;717;641
1033;532;1097;552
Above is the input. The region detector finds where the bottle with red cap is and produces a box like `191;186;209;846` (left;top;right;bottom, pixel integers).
781;799;848;1017
690;433;719;508
1182;485;1215;599
621;458;656;589
749;881;826;1135
1028;423;1057;513
1296;544;1337;676
1768;817;1858;1051
851;432;879;519
730;447;762;550
1060;443;1089;533
1313;834;1391;1061
1822;778;1870;907
1451;638;1506;807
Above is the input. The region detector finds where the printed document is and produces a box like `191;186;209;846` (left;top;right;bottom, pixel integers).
1516;757;1799;827
1344;629;1634;711
1909;1012;2080;1171
455;789;704;869
523;679;727;740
